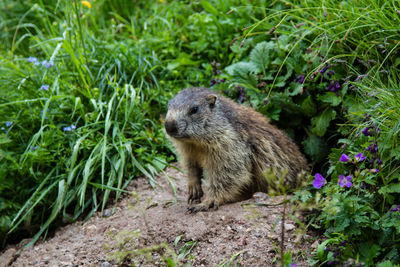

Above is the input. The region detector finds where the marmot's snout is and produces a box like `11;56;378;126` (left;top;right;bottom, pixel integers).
164;119;178;136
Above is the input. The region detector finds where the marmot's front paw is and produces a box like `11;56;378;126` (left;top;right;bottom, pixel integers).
188;182;203;204
187;198;219;213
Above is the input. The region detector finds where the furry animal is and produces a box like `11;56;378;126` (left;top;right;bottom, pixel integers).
164;87;307;212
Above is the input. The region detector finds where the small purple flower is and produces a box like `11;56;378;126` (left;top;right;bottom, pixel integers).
391;205;400;212
339;153;350;162
367;143;378;153
5;121;13;127
63;124;76;132
369;157;376;165
320;63;329;75
294;74;305;84
220;78;226;83
289;263;298;267
27;57;38;63
362;127;371;136
340;240;347;246
210;79;216;86
327;70;335;78
355;152;366;162
32;146;39;151
40;85;49;91
312;173;326;189
377;157;382;165
339;175;352;188
323;10;327;17
44;60;54;68
369;169;379;173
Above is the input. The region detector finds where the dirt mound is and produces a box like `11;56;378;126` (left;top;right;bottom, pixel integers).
1;167;315;266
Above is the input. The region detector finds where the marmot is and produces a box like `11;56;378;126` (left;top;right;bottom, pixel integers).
164;87;307;212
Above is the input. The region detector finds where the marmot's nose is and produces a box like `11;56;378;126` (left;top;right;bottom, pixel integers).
165;120;178;136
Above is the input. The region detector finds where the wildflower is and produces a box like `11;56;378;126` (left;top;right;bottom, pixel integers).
366;142;378;153
320;63;329;75
339;175;352;188
294;74;305;84
362;127;371;136
369;169;379;173
81;0;92;8
27;57;38;63
355;152;366;162
63;124;76;132
339;153;350;162
40;85;49;91
289;263;298;267
327;81;341;92
377;157;382;165
391;205;400;212
210;79;216;86
5;121;13;127
32;146;39;151
327;70;335;78
312;173;326;189
220;79;226;83
45;60;54;68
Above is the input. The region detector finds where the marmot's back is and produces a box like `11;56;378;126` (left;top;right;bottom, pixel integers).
164;87;307;212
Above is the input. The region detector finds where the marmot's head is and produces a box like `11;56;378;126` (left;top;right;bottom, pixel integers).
164;88;219;141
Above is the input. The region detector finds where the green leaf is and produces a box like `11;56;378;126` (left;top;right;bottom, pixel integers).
199;0;219;16
318;92;341;106
249;41;275;73
378;183;400;194
302;134;328;162
225;62;258;88
301;95;316;115
311;108;336;136
359;242;380;265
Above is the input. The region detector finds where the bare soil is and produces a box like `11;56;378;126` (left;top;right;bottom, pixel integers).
1;166;317;266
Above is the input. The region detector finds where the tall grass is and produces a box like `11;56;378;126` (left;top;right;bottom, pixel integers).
0;0;258;248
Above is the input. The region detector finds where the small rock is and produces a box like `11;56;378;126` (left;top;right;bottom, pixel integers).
311;240;319;249
284;223;295;231
101;261;112;267
237;236;247;246
102;209;112;217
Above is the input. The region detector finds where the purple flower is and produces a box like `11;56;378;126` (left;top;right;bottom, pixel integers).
40;85;49;91
238;94;245;103
377;157;382;165
27;57;38;63
355;152;366;162
289;263;298;267
220;78;226;83
339;153;350;162
294;74;305;84
312;173;326;189
210;79;216;86
5;121;13;127
320;63;329;75
32;146;39;151
327;70;335;78
63;124;76;132
339;175;352;188
367;143;378;153
362;127;371;136
391;205;400;212
41;60;54;68
369;169;379;173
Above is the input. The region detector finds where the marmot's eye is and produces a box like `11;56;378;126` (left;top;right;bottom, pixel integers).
189;106;199;115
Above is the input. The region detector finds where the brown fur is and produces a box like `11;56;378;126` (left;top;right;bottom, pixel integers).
164;87;307;212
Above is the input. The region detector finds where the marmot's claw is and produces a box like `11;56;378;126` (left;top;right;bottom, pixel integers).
187;183;203;204
187;199;219;213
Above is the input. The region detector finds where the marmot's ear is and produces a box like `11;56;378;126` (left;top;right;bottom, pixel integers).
206;94;217;107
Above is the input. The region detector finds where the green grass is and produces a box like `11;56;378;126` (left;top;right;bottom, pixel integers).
1;0;400;265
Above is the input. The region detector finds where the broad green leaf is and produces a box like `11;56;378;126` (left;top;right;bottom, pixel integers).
311;108;336;136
